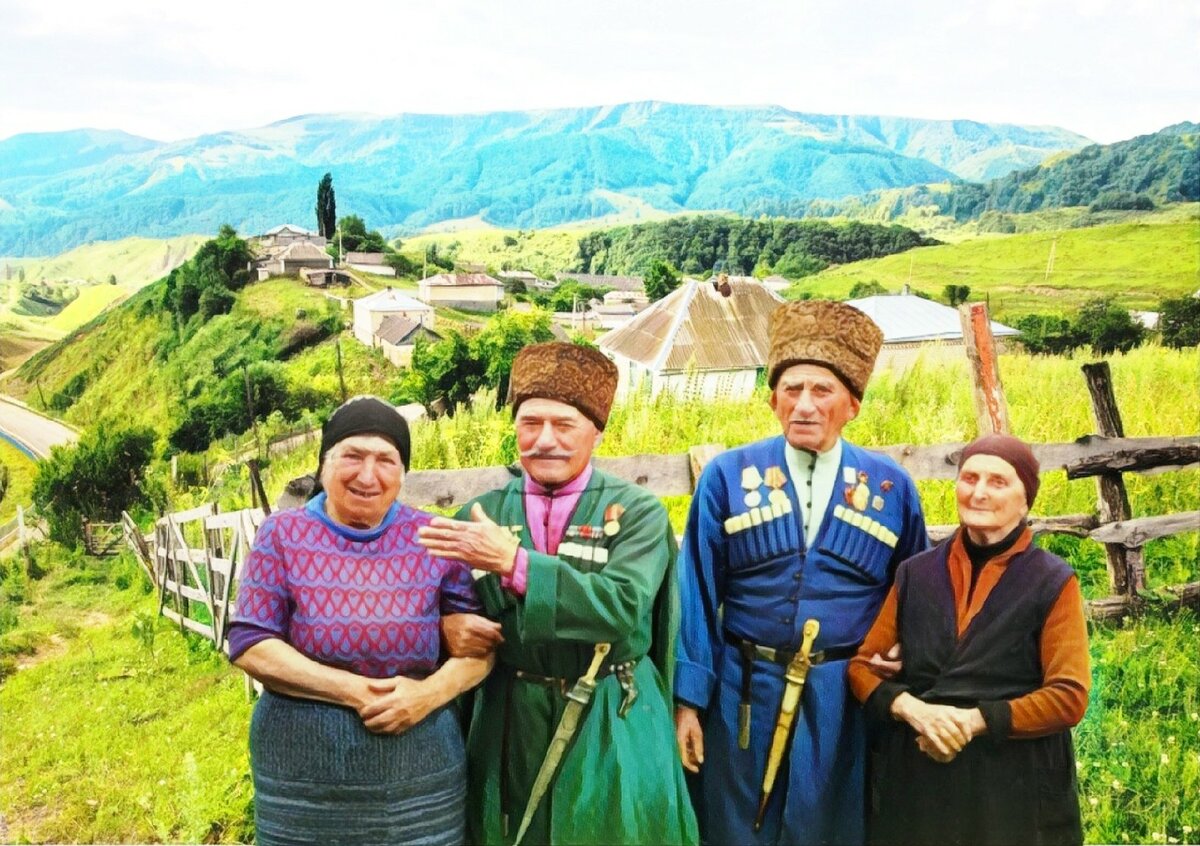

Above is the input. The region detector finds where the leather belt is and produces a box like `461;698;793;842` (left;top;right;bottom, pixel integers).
723;631;860;750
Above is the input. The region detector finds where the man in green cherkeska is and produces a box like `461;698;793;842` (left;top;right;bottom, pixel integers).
419;341;699;846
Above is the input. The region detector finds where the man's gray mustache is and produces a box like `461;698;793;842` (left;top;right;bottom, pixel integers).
519;450;574;460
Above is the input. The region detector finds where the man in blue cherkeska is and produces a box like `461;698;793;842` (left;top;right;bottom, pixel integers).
674;300;929;846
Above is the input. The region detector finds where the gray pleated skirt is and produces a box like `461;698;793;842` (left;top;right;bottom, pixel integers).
250;690;466;846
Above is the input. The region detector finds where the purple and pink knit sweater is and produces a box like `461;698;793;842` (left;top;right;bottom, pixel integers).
227;494;481;679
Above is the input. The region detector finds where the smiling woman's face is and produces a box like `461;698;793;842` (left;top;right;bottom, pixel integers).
320;434;404;529
956;453;1029;544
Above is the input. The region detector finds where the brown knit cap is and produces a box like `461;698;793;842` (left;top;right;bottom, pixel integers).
767;300;884;398
510;342;619;430
959;433;1041;508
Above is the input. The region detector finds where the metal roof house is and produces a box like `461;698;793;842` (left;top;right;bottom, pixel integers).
598;277;784;400
845;293;1020;372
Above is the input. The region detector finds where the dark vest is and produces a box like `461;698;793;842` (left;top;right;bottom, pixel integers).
869;537;1084;846
895;539;1074;706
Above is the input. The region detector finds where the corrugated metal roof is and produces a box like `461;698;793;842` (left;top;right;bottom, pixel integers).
600;279;783;372
846;294;1019;343
358;288;431;311
420;273;503;288
375;315;440;346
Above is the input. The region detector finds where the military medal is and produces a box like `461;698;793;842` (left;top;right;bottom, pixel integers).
603;503;625;536
764;465;789;507
850;471;870;512
872;495;885;511
741;466;764;508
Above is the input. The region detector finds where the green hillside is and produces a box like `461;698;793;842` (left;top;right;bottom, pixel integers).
6;277;393;442
800;219;1200;315
0;235;205;342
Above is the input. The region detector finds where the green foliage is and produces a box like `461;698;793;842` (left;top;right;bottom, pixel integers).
576;216;936;277
1089;191;1156;212
161;225;252;326
849;280;887;298
530;279;612;311
1159;297;1200;349
316;172;336;239
1013;313;1084;356
391;310;555;412
32;426;160;546
943;284;971;306
1076;297;1148;355
0;459;7;503
337;214;388;254
644;259;681;301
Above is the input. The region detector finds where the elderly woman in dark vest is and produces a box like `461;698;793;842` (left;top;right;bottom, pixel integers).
228;396;493;845
849;433;1090;846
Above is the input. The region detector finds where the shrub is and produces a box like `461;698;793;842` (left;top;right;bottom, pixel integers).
32;426;159;547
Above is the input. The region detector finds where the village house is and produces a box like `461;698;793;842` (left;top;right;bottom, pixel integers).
352;287;435;348
345;252;396;277
373;315;442;367
256;241;333;280
417;272;504;312
845;291;1020;373
300;268;354;288
599;277;783;401
259;224;327;249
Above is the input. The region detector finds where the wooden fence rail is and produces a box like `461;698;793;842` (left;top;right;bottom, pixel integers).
135;432;1198;648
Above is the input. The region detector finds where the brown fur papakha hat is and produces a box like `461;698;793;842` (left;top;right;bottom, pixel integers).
767;300;884;398
510;342;619;430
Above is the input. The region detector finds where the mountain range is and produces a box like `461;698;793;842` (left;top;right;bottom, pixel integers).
0;102;1093;257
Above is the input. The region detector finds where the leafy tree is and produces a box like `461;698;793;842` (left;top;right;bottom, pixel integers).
316;173;337;239
644;260;681;302
1159;297;1200;349
1013;313;1083;355
198;284;235;319
337;215;388;254
1075;297;1147;355
32;427;160;546
943;284;971;306
848;281;887;299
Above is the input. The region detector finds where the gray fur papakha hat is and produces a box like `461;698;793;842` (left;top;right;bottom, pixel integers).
767;300;884;398
510;342;619;430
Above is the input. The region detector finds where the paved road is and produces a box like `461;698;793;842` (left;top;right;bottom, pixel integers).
0;395;78;459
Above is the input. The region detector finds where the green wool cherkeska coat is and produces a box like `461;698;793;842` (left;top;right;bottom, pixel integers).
460;468;699;846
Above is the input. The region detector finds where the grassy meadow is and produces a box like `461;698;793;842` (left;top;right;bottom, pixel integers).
801;214;1200;315
0;439;38;524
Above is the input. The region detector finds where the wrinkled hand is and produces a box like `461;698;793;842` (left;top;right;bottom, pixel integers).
916;734;958;764
418;503;520;574
891;693;979;758
442;613;504;658
867;642;903;680
675;705;705;774
359;677;436;734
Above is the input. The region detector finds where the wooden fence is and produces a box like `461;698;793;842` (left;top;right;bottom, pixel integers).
132;428;1199;650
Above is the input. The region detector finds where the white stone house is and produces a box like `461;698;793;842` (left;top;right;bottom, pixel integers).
352;288;435;348
417;273;504;312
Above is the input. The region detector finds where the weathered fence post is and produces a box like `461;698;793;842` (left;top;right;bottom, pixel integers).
958;302;1011;435
1082;362;1145;599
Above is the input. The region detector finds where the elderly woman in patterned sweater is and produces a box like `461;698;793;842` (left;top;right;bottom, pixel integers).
848;433;1091;846
228;396;493;846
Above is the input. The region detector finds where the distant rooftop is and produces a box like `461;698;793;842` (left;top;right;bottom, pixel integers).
846;294;1018;343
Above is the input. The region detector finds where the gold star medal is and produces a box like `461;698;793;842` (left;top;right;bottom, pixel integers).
604;503;625;537
741;466;764;508
764;465;789;507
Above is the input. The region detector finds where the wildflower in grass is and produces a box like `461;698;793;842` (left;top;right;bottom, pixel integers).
1161;753;1170;764
1089;797;1099;807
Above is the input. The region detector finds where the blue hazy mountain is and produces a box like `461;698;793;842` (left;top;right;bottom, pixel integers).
0;102;1091;256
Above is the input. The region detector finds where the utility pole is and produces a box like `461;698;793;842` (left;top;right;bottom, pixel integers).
335;340;347;403
1044;234;1058;281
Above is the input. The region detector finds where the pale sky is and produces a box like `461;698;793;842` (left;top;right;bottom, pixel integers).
2;0;1196;145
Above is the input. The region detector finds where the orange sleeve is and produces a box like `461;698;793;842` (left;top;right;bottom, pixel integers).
848;583;900;705
1009;576;1091;738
